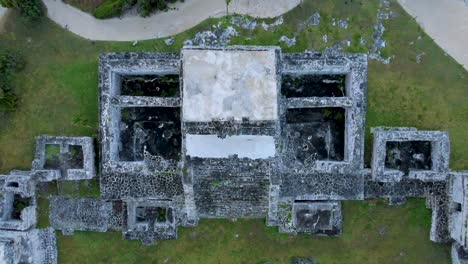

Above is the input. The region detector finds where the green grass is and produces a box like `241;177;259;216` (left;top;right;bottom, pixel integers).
57;199;450;264
93;0;126;19
45;144;60;161
79;179;100;197
0;0;467;262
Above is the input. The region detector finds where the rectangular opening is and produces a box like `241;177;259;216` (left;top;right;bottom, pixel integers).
44;144;61;169
11;194;31;220
6;182;18;188
286;107;345;162
68;145;84;169
135;206;168;224
120;74;179;97
282;74;346;98
156;207;167;223
454;202;462;212
295;208;332;230
385;141;432;175
119;107;181;161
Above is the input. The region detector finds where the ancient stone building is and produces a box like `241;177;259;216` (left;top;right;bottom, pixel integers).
0;45;466;263
95;46;461;249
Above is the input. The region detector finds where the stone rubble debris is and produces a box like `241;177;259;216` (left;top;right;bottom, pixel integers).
279;36;296;47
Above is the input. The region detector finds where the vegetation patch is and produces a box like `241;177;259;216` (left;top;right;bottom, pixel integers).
93;0;127;19
0;0;44;21
11;194;31;219
93;0;183;19
44;144;61;169
0;49;24;112
63;0;107;13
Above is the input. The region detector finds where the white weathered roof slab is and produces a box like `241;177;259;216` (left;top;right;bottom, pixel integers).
185;134;275;159
182;47;279;122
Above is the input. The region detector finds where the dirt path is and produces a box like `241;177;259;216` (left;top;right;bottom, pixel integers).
0;6;9;33
397;0;468;70
42;0;300;41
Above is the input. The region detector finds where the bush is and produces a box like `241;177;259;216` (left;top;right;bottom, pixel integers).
93;0;127;19
138;0;170;17
0;0;44;21
92;0;181;19
0;50;25;112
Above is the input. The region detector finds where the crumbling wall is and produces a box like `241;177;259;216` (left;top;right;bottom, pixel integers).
31;136;95;181
371;127;450;182
0;171;36;231
49;196;112;234
278;51;367;201
0;226;57;264
189;158;271;218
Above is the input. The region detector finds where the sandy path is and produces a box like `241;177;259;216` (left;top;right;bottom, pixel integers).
397;0;468;71
0;6;9;33
42;0;300;41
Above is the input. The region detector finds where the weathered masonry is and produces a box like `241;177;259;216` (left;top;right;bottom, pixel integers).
98;47;367;241
0;46;466;264
96;46;461;251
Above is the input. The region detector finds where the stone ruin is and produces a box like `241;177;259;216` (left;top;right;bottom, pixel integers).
0;136;97;263
0;45;467;263
0;170;56;263
32;136;95;182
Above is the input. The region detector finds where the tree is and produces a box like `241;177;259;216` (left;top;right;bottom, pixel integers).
0;50;25;112
0;0;44;21
225;0;232;16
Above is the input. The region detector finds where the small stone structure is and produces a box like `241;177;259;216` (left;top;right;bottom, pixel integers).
0;45;466;263
32;136;95;181
0;171;36;231
0;170;57;263
371;127;450;182
449;171;468;263
291;201;342;235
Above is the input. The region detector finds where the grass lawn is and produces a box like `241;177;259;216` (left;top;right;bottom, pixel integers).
58;199;450;264
0;0;466;262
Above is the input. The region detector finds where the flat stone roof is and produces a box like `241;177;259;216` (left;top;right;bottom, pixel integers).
185;134;275;159
182;47;279;122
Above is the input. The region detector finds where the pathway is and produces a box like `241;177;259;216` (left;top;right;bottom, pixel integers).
42;0;300;41
397;0;468;70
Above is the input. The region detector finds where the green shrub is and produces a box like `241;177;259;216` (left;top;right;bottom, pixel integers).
138;0;178;17
93;0;126;19
92;0;181;19
0;0;44;20
0;50;24;112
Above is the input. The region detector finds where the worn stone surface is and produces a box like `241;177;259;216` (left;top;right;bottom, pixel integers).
189;157;271;218
453;242;468;264
449;172;468;251
182;46;279;122
49;196;113;234
371;127;450;182
0;171;36;231
292;201;342;235
94;46;459;249
31;136;95;181
0;228;57;264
